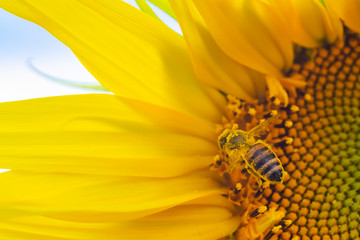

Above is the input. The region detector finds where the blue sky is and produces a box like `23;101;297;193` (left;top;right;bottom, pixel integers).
0;0;180;102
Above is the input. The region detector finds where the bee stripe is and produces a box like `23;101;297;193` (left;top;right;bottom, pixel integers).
261;162;281;177
257;158;280;175
252;150;276;170
264;165;283;182
247;144;267;165
247;143;265;156
260;161;280;176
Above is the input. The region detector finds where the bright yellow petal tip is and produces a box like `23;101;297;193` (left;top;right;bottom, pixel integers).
169;0;267;101
273;0;343;48
190;0;294;78
326;0;360;34
0;0;224;122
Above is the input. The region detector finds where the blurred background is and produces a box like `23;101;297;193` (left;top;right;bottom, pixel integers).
0;0;181;102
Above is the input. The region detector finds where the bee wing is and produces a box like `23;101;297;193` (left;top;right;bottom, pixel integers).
248;113;280;138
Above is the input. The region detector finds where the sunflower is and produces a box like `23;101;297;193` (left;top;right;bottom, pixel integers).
0;0;359;239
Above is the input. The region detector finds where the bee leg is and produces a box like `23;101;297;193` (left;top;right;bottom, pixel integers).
253;180;270;198
254;188;263;198
254;185;265;199
237;160;248;174
237;159;246;167
256;178;264;188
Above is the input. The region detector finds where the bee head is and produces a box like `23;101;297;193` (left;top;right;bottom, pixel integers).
218;129;246;152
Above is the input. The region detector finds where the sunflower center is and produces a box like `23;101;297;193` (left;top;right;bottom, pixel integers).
264;32;360;240
213;32;360;240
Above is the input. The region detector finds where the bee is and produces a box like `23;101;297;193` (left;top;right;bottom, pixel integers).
218;114;284;187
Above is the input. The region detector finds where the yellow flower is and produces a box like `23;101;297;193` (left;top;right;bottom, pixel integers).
326;0;360;33
0;1;360;240
272;0;343;48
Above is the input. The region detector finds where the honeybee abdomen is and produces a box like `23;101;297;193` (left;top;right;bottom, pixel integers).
247;143;283;182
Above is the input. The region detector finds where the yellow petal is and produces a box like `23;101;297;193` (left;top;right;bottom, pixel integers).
191;0;294;77
0;0;222;121
0;132;216;176
0;204;240;240
51;193;234;223
135;0;161;20
50;192;235;223
148;0;177;19
0;95;217;177
0;171;224;221
326;0;360;33
266;75;289;105
169;0;266;100
0;95;216;139
183;192;236;209
272;0;343;48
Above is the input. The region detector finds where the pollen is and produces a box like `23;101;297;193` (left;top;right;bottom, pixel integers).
248;107;257;116
214;31;360;240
